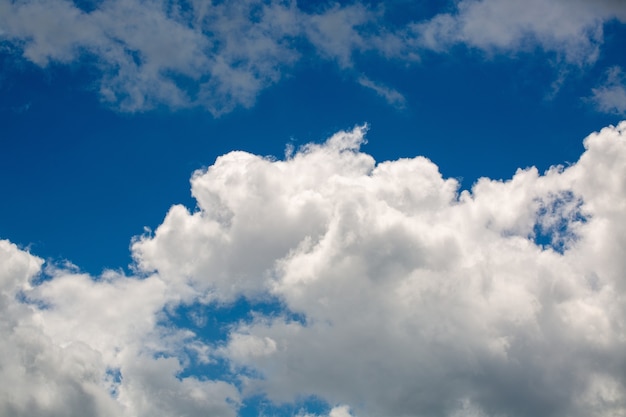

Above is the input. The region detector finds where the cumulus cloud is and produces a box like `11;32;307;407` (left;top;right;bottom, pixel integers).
2;0;624;113
2;122;626;416
0;240;120;417
133;123;626;417
0;239;239;417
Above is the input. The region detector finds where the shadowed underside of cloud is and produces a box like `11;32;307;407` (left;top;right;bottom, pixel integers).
2;122;626;417
1;0;626;114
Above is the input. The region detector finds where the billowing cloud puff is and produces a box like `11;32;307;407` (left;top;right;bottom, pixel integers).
0;239;239;417
2;123;626;416
134;123;626;416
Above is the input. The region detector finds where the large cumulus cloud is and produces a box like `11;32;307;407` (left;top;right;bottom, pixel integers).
2;122;626;416
133;123;626;416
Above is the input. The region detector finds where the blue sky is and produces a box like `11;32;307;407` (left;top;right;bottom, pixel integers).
1;1;626;417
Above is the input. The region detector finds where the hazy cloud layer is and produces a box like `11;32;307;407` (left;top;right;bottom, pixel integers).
3;122;624;416
1;0;625;113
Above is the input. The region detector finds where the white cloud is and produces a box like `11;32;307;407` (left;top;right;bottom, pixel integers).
117;355;239;417
357;76;406;109
410;0;626;65
2;122;626;416
3;0;623;113
298;405;354;417
301;3;373;68
300;3;412;67
0;239;239;417
134;123;626;417
0;0;298;113
329;406;353;417
0;0;408;114
0;240;121;416
591;66;626;115
131;125;373;303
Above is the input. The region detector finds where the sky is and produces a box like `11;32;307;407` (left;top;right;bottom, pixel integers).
1;0;626;416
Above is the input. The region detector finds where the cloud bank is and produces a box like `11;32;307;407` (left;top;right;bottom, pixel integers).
1;0;625;114
2;122;626;416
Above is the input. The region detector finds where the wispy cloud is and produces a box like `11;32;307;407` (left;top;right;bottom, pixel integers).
590;66;626;115
410;0;626;65
0;0;407;114
2;0;626;114
357;76;406;109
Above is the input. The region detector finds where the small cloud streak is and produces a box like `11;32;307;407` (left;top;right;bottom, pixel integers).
357;76;406;109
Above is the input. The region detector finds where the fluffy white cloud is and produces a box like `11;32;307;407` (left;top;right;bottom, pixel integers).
0;239;239;417
2;122;626;416
0;240;121;416
133;123;626;417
